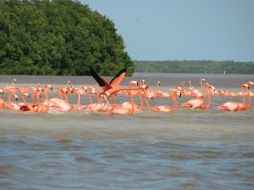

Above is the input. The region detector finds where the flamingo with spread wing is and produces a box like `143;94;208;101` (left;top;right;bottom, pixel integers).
89;67;127;98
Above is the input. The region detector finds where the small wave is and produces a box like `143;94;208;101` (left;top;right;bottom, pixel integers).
241;152;254;158
74;156;94;162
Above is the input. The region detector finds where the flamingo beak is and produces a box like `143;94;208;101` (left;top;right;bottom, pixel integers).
178;91;182;98
15;97;18;101
51;87;53;91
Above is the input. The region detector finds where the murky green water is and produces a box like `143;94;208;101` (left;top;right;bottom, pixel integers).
0;74;254;189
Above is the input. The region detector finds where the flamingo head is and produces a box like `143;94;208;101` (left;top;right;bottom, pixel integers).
44;84;53;91
247;81;254;86
242;83;249;89
141;79;146;85
0;89;4;95
170;89;181;97
206;83;216;92
13;94;18;101
83;86;88;92
157;81;161;86
67;86;74;93
128;80;138;86
12;78;17;82
22;93;30;98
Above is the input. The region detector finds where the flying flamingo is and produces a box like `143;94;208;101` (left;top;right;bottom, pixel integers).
217;83;251;111
181;82;215;109
152;89;181;112
89;67;127;99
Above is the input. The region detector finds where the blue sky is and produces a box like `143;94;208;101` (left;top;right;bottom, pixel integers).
81;0;254;61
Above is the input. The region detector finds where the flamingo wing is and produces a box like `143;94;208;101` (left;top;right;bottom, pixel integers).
89;67;111;90
109;67;127;88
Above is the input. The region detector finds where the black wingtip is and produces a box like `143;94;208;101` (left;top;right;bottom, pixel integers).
89;67;106;87
109;67;127;84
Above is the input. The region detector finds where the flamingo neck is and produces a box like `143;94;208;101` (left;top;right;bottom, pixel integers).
156;83;159;96
200;80;205;90
88;93;93;104
205;87;211;108
77;93;81;107
170;93;178;112
181;81;185;91
128;94;135;115
8;94;16;106
138;90;144;110
144;94;151;112
64;94;69;103
241;86;246;104
58;91;62;99
21;95;26;103
246;87;251;107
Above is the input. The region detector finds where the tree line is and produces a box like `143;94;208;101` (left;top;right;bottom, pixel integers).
134;60;254;74
0;0;133;75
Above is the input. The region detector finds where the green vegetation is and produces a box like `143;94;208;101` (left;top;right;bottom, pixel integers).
134;60;254;74
0;0;133;75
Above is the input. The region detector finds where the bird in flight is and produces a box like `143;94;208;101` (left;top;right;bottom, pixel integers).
89;67;127;97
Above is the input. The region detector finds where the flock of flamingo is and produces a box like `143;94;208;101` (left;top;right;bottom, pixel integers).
0;67;253;115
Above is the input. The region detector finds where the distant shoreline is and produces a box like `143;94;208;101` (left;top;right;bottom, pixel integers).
134;60;254;74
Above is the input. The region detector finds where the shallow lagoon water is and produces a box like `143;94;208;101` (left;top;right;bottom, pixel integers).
0;73;254;189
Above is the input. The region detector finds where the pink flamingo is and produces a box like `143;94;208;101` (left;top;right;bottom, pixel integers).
57;81;73;101
181;83;215;109
7;94;19;110
152;89;181;112
189;79;206;97
217;83;251;111
72;85;87;110
108;89;135;115
0;89;5;111
3;78;18;94
89;67;127;98
155;81;170;98
18;93;39;112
